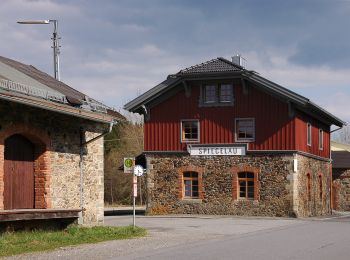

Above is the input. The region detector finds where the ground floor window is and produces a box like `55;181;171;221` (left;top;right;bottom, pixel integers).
238;172;255;199
183;171;199;198
232;167;259;201
307;173;312;201
319;174;323;201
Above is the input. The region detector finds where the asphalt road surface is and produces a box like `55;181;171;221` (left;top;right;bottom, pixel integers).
7;214;350;260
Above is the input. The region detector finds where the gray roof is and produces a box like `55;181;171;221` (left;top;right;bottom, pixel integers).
124;57;345;127
0;55;124;121
332;151;350;168
177;57;242;75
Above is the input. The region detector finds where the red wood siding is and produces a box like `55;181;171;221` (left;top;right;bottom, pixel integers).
145;81;297;152
294;113;330;158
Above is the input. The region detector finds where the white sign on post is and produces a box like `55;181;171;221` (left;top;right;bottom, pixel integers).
133;165;144;177
124;157;135;173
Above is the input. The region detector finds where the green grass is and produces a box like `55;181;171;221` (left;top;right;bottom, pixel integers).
0;225;146;257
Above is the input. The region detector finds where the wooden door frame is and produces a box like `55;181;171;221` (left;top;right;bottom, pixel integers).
0;123;51;210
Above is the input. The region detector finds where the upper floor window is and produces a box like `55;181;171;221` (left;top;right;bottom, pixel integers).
236;118;255;142
201;83;234;106
219;84;233;102
307;123;312;146
204;85;217;103
181;120;199;142
319;129;324;150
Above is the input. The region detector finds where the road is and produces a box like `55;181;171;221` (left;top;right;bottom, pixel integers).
7;214;350;260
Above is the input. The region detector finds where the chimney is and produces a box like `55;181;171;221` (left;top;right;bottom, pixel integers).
232;54;246;68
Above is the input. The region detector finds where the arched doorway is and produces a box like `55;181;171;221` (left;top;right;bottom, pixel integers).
4;134;35;210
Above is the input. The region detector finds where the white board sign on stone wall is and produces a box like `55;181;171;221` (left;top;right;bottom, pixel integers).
188;144;247;156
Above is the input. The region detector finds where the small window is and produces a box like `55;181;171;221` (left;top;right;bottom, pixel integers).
319;129;323;150
219;84;233;102
307;123;312;146
183;171;199;198
319;175;322;201
307;173;311;201
238;172;255;199
181;120;199;142
204;85;217;103
236;118;255;141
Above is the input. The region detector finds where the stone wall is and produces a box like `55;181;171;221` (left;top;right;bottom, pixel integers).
295;154;331;217
332;168;350;211
145;152;332;217
0;100;106;225
146;153;296;217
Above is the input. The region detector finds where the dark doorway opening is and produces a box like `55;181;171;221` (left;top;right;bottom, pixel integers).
4;134;35;210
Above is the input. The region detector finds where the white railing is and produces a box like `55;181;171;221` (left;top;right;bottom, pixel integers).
0;78;67;104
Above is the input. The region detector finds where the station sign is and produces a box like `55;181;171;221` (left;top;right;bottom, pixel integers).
188;144;247;156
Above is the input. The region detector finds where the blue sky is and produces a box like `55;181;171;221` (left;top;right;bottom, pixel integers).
1;0;350;123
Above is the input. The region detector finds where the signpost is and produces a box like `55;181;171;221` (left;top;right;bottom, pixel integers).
132;164;144;227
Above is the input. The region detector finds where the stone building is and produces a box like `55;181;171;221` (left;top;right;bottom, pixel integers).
0;56;123;227
125;56;345;217
331;141;350;211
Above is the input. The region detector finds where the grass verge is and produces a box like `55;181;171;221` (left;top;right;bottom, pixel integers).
0;225;146;257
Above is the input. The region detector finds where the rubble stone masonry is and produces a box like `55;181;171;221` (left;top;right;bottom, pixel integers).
0;100;106;225
332;168;350;211
145;152;331;217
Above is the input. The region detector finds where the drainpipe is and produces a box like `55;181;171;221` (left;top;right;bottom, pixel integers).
79;121;115;224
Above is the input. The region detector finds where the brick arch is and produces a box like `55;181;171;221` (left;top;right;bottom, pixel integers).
0;123;51;210
178;165;204;199
231;165;260;201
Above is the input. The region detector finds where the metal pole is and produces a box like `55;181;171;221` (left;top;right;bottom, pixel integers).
133;193;136;227
51;20;60;81
133;174;136;227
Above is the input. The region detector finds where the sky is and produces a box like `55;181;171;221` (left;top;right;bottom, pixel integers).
1;0;350;123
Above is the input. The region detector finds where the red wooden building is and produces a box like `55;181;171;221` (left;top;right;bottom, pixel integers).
125;57;344;217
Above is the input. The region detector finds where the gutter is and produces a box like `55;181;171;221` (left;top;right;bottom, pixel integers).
0;90;115;124
78;120;115;224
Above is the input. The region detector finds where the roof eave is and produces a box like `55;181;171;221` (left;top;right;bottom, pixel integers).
0;89;117;124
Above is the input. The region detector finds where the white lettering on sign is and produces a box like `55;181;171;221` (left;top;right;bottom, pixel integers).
188;145;246;156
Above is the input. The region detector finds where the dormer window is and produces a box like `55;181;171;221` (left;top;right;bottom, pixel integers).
204;85;217;103
220;84;233;102
200;83;234;107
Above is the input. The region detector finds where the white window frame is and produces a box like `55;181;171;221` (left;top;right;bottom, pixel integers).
200;83;234;107
219;84;234;103
307;123;312;147
180;119;200;143
204;85;217;103
235;118;255;142
319;129;324;150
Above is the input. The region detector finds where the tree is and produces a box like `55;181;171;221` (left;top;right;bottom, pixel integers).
104;120;144;205
332;125;350;144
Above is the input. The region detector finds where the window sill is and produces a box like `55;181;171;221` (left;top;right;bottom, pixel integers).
233;199;259;206
181;198;202;204
235;139;255;143
199;101;234;107
181;140;200;143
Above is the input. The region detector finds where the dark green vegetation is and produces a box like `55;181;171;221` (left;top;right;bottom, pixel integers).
0;225;146;257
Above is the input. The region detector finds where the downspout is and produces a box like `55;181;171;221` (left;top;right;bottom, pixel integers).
79;120;115;224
